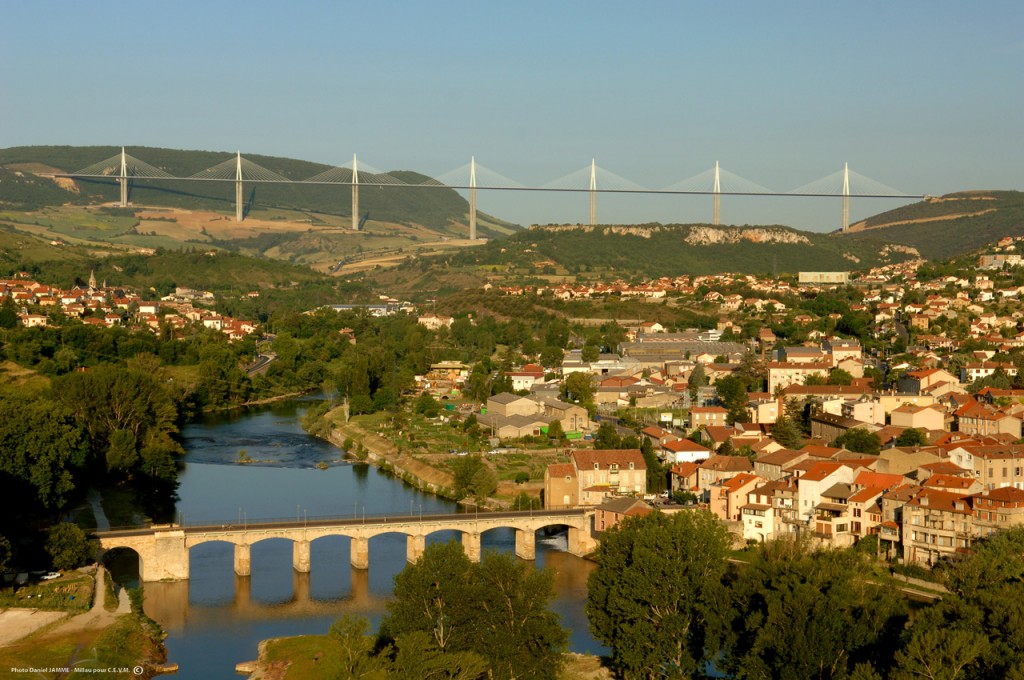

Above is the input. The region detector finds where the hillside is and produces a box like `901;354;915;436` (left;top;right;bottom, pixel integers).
841;190;1024;260
437;223;916;278
0;146;521;272
0;146;509;232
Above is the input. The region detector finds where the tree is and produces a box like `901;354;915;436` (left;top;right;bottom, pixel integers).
0;535;10;573
581;344;600;362
0;296;18;329
587;510;731;679
895;428;928;447
450;455;496;502
913;527;1024;678
540;345;564;370
46;522;91;571
771;413;804;449
384;542;567;679
723;539;907;679
106;429;139;474
893;623;988;680
413;392;440;418
688;364;707;396
328;614;390;679
466;551;568;679
834;428;882;455
561;371;595;411
0;394;86;512
390;631;488;680
546;418;566;443
829;368;854;386
640;436;666;493
592;422;621;450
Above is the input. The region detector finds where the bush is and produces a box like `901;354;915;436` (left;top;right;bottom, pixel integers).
46;523;91;571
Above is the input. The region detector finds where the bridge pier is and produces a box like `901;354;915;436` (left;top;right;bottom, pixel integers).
151;530;189;581
462;531;481;563
515;529;536;561
407;534;426;563
568;526;598;557
351;537;369;570
234;543;251;576
293;539;311;573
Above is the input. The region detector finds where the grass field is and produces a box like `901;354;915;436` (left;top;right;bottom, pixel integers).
0;573;93;614
0;360;50;395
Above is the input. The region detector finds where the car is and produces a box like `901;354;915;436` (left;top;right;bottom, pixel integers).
41;572;61;581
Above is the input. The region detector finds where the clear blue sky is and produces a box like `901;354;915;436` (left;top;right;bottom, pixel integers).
3;1;1022;231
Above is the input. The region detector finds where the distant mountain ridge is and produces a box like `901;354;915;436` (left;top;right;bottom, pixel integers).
841;190;1024;260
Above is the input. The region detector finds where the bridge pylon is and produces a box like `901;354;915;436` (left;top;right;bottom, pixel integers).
235;151;244;222
352;154;360;231
589;159;597;227
118;147;129;208
842;162;850;232
469;156;477;241
713;160;721;225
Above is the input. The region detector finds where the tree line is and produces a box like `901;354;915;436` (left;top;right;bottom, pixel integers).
589;510;1024;680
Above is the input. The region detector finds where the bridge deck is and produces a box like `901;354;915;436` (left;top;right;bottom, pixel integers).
94;508;588;538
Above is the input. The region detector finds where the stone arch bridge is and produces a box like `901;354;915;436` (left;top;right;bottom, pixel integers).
94;508;597;582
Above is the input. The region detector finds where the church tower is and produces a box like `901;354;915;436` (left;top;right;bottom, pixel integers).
88;269;97;291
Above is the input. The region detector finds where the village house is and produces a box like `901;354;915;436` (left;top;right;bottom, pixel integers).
709;472;762;523
767;361;831;395
593;497;653;533
661;438;712;464
543;449;647;509
690;406;729;429
697;455;754;499
890;404;946;431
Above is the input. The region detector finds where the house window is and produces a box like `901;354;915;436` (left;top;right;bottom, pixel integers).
594;463;599;470
629;462;634;470
565;476;571;483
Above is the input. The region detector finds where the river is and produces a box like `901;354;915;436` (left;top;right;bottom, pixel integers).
117;397;604;678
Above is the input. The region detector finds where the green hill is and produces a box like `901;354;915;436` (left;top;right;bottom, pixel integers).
441;223;912;277
841;190;1024;260
0;145;518;237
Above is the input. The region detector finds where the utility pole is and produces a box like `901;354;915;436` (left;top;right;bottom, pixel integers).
235;151;243;222
713;160;721;226
469;156;477;241
589;159;597;227
352;154;360;231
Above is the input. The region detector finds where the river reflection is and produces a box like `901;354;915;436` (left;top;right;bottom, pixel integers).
131;400;605;679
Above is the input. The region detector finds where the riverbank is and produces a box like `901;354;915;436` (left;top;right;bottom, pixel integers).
0;566;167;676
239;634;614;679
323;418;458;498
315;405;558;510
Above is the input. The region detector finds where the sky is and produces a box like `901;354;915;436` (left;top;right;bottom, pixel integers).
3;1;1023;231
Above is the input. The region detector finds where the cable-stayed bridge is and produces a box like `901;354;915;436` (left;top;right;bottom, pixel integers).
57;149;926;238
